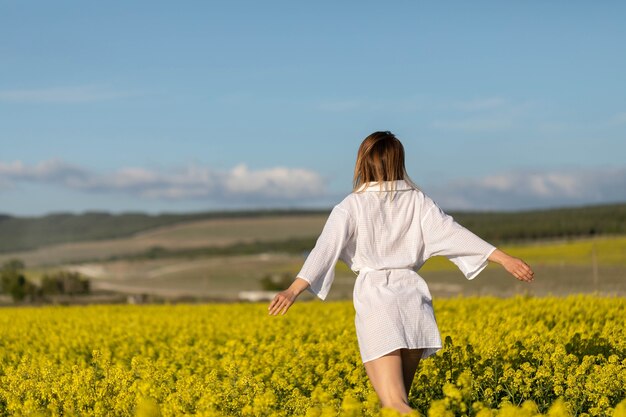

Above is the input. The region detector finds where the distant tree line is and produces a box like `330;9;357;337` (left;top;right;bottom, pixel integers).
258;273;294;291
95;202;626;263
0;209;329;253
0;259;90;302
108;238;317;262
451;202;626;243
1;202;626;255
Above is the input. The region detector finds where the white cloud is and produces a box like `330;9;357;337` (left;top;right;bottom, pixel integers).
0;159;327;203
224;164;324;198
0;159;87;181
424;166;626;211
4;159;623;211
0;85;134;103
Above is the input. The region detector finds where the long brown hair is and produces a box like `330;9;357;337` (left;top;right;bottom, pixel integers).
352;131;419;193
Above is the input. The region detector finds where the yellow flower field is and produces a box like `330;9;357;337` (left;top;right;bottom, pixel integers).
1;295;625;416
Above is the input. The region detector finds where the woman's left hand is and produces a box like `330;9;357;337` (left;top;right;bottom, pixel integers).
268;288;299;315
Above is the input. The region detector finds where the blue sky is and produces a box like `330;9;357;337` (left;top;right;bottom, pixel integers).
1;1;625;216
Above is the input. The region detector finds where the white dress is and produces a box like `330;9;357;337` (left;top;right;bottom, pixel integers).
296;180;497;363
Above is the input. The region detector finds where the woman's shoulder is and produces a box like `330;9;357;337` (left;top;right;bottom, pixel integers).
335;192;358;212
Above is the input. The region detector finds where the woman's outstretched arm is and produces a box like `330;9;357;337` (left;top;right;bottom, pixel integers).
488;248;534;282
268;277;310;316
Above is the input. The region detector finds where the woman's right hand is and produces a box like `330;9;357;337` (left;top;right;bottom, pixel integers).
502;255;534;282
489;249;534;282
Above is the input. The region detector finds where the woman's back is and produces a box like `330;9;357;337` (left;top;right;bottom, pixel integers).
341;180;423;272
297;179;497;301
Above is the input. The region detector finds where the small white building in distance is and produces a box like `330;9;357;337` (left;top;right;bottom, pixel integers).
238;291;278;302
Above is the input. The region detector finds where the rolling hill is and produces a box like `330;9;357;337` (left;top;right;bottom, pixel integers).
1;202;626;255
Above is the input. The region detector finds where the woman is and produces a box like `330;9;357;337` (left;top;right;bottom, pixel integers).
268;131;534;414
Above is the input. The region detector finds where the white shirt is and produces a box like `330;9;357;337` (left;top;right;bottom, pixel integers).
297;180;497;301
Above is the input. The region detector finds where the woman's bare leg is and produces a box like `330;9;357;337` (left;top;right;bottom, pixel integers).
400;348;423;398
363;349;415;414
